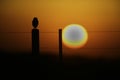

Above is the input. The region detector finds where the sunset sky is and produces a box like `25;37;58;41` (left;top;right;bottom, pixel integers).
0;0;120;59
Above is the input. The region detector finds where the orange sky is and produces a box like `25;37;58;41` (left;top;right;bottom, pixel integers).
0;0;120;59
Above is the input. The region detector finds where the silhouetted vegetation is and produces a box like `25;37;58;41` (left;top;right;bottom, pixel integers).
0;52;120;79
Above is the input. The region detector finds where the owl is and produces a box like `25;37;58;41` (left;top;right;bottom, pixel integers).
32;17;39;28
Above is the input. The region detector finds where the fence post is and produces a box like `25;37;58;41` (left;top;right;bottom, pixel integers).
59;29;62;63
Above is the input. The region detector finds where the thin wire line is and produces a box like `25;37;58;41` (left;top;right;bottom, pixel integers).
0;32;31;33
41;48;120;49
88;31;120;32
0;31;120;33
0;32;58;34
40;32;57;33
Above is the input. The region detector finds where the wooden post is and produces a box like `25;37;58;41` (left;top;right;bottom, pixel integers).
59;29;62;63
32;29;39;56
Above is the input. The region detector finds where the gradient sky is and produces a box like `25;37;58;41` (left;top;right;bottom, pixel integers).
0;0;120;59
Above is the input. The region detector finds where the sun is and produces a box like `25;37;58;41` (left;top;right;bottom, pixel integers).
62;24;88;49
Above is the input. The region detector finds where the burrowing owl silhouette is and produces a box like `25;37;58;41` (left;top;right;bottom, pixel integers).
32;17;39;28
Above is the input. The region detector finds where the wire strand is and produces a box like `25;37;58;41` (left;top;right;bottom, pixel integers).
0;31;120;33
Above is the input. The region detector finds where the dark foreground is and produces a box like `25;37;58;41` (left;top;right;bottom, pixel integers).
0;52;120;79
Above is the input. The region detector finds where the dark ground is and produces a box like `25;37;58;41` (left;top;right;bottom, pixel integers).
0;52;120;79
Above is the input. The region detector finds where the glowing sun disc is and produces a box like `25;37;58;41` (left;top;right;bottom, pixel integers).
62;24;88;48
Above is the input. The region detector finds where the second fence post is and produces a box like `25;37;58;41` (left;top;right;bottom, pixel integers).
59;29;62;63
